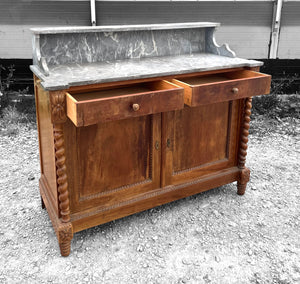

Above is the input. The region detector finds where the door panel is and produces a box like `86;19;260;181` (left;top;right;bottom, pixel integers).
173;102;229;172
162;100;241;186
68;114;161;213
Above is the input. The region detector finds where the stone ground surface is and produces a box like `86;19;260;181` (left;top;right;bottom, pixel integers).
0;116;299;284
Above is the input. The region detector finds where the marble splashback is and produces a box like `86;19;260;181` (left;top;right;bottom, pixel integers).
32;23;239;77
205;28;236;58
31;22;263;89
40;28;205;66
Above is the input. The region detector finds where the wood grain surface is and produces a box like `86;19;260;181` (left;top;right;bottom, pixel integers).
34;66;271;256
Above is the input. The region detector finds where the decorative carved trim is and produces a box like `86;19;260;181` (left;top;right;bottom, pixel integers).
238;97;252;169
32;34;49;76
50;91;67;124
54;123;70;223
239;167;250;185
237;167;250;196
58;223;73;242
72;167;240;222
79;179;152;202
205;27;236;58
39;175;73;256
50;90;69;222
237;97;252;195
58;223;73;257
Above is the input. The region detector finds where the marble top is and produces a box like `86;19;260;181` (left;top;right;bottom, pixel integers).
31;22;220;34
30;53;263;91
31;22;263;90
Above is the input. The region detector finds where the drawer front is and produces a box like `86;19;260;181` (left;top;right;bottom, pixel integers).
172;70;271;106
66;80;184;127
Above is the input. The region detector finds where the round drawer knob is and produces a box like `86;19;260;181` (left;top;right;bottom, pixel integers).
232;87;239;94
132;103;140;111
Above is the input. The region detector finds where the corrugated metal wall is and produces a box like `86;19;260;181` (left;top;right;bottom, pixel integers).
96;1;273;59
0;1;299;59
278;2;300;59
0;0;90;58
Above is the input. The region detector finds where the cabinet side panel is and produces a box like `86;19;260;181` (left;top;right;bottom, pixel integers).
35;81;58;212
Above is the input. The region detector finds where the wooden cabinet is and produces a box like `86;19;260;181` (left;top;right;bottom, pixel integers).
31;22;271;256
34;67;271;256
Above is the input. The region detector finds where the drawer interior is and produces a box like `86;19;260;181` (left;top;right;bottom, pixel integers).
69;80;180;102
177;74;230;86
66;80;184;126
171;70;271;106
173;70;267;87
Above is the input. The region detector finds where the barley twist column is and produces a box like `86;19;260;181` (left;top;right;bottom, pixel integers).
237;97;252;195
53;124;70;222
50;90;73;256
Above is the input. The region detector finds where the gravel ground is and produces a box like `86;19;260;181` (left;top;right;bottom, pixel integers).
0;117;299;284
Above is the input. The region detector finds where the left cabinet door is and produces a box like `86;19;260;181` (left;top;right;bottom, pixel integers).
65;114;161;213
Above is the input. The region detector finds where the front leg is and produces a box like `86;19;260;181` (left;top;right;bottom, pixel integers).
50;90;73;256
58;223;73;256
237;167;250;195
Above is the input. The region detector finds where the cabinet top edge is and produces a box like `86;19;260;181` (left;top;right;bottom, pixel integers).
30;54;263;91
30;22;220;34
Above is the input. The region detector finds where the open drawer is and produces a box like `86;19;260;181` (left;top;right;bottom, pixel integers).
66;80;184;127
172;70;271;106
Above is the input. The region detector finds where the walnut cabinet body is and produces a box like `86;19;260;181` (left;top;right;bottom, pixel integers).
34;67;271;256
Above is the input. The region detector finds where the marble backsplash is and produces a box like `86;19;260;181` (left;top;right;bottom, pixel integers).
40;28;206;66
31;22;262;89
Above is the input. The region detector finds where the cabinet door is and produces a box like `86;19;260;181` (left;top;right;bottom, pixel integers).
161;100;241;187
66;114;161;213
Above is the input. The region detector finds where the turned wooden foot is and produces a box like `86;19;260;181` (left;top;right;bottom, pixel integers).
237;182;247;195
58;223;73;257
59;238;72;257
237;167;250;195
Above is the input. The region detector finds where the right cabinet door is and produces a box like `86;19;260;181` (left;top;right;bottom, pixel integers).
162;99;243;187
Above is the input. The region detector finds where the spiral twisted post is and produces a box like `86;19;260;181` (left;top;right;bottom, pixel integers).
237;97;252;195
54;123;70;222
49;90;70;222
49;90;73;256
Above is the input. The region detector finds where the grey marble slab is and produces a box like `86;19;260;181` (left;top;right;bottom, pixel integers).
30;53;263;91
31;22;240;79
31;22;220;34
39;28;206;66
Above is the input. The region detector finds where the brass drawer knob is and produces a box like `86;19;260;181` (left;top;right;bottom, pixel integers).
132;103;140;111
232;87;239;94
